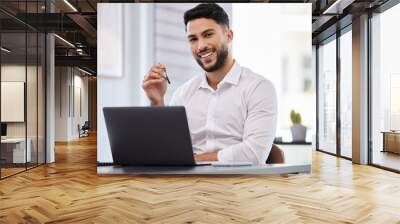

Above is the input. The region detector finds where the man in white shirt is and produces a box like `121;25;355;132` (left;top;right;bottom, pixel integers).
142;3;277;165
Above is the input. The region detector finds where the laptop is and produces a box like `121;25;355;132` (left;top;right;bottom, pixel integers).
103;106;210;166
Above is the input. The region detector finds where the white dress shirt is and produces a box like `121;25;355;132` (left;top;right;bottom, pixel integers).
169;61;277;165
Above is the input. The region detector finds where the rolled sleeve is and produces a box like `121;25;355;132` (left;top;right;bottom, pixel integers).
217;80;277;165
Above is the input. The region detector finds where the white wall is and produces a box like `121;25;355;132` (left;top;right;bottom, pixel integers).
1;65;38;138
1;63;46;163
55;67;69;141
55;67;89;141
74;74;89;134
97;4;153;163
232;4;313;141
1;66;26;130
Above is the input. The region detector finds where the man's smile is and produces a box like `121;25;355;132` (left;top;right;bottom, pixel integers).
198;49;216;64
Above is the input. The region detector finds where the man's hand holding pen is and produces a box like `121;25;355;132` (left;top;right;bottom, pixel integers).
142;63;170;106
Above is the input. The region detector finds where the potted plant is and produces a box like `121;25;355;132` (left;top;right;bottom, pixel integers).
290;110;307;142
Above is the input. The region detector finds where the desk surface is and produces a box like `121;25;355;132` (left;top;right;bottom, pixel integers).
1;138;26;143
275;141;312;145
381;131;400;134
97;163;311;175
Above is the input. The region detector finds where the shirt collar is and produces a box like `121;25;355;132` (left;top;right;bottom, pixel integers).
199;61;242;90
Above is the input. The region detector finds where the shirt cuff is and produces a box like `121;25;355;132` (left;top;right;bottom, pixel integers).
217;148;234;163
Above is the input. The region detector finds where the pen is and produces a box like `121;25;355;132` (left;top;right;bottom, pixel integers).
163;68;171;84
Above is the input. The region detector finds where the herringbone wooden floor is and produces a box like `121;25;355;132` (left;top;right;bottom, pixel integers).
1;135;400;224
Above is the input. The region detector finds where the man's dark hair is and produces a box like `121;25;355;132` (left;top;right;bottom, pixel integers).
184;3;230;30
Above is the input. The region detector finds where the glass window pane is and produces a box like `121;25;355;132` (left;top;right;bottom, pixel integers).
318;37;337;154
371;3;400;171
1;30;27;177
0;1;46;179
340;29;352;158
38;32;45;165
27;31;38;169
26;0;39;170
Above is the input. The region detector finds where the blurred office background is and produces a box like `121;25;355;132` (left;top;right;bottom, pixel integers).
0;0;97;179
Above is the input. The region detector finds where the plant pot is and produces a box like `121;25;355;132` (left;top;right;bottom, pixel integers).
290;124;307;142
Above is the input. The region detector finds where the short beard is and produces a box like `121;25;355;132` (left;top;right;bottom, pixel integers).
195;44;229;73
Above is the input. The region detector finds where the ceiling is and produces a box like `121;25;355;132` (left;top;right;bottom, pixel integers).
0;0;393;75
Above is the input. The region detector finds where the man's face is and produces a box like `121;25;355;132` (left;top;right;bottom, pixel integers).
186;18;232;72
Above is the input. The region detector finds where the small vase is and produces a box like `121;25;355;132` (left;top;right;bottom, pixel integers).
290;124;307;142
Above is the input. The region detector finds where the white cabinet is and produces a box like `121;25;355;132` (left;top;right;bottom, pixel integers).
1;138;32;163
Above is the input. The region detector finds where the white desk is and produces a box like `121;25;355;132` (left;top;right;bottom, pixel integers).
1;138;31;163
97;163;311;175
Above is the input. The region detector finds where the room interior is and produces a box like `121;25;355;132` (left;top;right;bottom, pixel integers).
0;0;400;222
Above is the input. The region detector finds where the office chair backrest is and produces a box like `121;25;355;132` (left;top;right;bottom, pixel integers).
82;121;90;129
266;144;285;164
